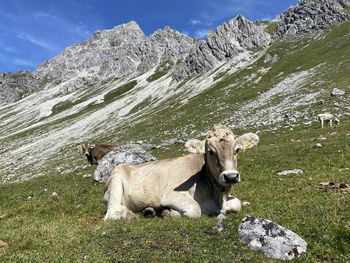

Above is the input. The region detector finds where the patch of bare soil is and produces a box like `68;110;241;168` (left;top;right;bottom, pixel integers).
319;182;350;192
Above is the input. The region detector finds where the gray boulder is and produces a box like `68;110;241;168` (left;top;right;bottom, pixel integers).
238;215;307;260
93;143;157;183
331;88;345;96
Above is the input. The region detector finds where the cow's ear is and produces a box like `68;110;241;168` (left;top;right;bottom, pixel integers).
90;144;96;149
235;133;259;151
185;139;205;154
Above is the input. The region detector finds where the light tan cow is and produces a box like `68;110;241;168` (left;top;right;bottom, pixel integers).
103;124;259;220
317;113;340;128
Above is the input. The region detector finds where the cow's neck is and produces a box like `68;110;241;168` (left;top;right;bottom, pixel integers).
203;162;232;211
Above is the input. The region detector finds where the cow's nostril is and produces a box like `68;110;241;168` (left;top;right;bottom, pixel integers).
223;172;240;183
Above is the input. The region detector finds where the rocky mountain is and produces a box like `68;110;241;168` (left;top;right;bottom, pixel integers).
173;15;271;79
0;71;41;106
275;0;350;38
2;0;349;106
0;0;350;182
35;21;194;93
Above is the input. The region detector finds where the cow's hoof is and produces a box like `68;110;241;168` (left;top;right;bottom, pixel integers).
143;207;156;218
125;211;137;221
160;209;181;218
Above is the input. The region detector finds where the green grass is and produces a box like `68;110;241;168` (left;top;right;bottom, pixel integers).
1;20;350;263
146;61;173;82
101;21;350;145
265;21;278;35
104;80;137;103
1;121;350;261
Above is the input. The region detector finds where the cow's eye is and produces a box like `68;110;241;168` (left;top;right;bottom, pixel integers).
234;148;240;155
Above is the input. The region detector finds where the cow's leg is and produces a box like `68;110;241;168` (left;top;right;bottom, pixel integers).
104;170;136;221
161;193;201;218
160;209;181;218
321;119;324;128
143;207;157;218
224;196;241;213
330;119;333;127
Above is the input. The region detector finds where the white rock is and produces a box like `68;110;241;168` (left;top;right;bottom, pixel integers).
277;169;304;176
239;215;307;260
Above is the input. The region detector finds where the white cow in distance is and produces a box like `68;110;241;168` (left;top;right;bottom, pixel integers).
317;113;340;128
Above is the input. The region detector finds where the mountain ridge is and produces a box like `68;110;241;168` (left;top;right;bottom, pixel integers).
1;0;349;106
0;0;350;182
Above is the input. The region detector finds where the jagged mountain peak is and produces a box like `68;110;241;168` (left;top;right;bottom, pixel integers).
151;26;191;41
112;20;144;34
2;0;350;107
274;0;350;38
93;20;144;39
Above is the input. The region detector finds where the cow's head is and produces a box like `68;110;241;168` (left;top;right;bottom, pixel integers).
81;143;95;157
204;124;259;187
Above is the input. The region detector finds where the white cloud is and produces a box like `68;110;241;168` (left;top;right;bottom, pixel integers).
189;18;213;26
13;58;36;67
190;19;202;25
194;29;208;39
33;12;91;38
17;33;57;51
2;46;17;53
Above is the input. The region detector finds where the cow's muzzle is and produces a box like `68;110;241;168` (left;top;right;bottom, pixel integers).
221;170;240;184
84;152;90;157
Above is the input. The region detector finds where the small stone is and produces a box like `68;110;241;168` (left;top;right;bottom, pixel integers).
52;192;59;198
277;169;304;176
331;88;345;97
82;174;92;178
0;240;8;249
27;196;32;200
315;143;322;148
242;201;251;206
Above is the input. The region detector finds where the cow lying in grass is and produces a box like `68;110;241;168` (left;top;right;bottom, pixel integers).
81;143;119;165
317;113;339;128
103;124;259;220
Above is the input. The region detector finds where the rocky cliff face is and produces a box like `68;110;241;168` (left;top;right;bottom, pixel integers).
173;15;271;79
0;71;40;106
1;0;349;106
275;0;350;38
33;21;194;94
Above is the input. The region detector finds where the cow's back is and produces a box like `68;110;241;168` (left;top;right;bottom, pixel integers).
116;154;205;211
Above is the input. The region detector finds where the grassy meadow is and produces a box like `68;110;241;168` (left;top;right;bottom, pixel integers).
1;21;350;263
1;119;350;262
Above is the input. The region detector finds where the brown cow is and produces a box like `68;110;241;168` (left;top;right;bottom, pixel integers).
103;124;259;220
81;143;119;165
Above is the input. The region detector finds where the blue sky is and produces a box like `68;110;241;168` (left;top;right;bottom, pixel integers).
0;0;298;73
